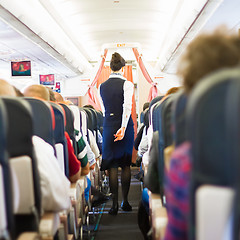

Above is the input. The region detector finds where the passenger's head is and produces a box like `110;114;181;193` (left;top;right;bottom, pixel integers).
46;87;56;102
178;30;240;94
110;52;125;72
23;84;50;101
84;104;94;109
64;100;73;105
149;96;164;110
13;86;24;97
0;79;17;97
165;87;181;96
142;102;150;111
54;92;64;103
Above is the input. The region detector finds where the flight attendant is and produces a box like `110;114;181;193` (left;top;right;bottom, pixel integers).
100;52;134;215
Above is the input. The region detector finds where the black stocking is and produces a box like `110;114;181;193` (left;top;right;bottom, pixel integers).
121;166;131;203
109;168;118;206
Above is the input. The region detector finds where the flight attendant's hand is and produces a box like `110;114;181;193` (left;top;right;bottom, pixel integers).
114;127;126;142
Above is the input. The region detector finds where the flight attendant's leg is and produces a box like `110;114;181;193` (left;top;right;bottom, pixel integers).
108;167;119;215
121;166;132;211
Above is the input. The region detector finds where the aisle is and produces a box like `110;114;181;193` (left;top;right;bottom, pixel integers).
94;167;143;240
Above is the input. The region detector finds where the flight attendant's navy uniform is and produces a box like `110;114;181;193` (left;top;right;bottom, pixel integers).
100;75;134;171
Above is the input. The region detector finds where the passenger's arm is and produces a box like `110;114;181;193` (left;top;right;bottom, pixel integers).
82;135;96;171
88;130;100;158
138;126;148;156
65;132;81;183
69;169;81;183
81;162;90;176
32;136;71;212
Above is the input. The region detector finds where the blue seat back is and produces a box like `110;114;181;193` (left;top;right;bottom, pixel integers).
24;98;55;148
151;95;175;197
225;78;240;239
2;97;41;237
171;90;188;146
96;110;104;134
0;99;15;239
186;68;240;240
59;103;77;155
83;108;94;132
49;102;69;177
149;95;164;111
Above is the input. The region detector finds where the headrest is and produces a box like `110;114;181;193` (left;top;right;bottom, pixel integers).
88;108;98;131
149;95;164;110
1;97;33;158
0;165;7;233
24;98;55;148
185;67;240;236
0;99;15;239
68;105;81;133
49;102;65;144
1;97;41;218
96;110;103;129
83;108;94;131
59;103;74;138
171;90;188;146
79;109;88;136
0;99;7;161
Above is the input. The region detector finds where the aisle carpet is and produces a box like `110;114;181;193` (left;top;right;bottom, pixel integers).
94;167;144;240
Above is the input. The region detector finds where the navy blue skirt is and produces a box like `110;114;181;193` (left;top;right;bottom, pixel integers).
101;117;134;170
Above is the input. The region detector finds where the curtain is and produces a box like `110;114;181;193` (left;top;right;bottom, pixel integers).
132;48;158;102
87;49;108;110
97;65;111;88
123;65;138;163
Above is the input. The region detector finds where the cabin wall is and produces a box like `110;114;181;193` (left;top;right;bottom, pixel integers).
137;66;151;115
63;76;89;97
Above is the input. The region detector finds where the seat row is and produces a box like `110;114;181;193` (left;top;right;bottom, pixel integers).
143;68;240;240
0;96;104;240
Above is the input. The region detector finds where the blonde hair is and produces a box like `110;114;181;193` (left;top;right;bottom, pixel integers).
24;84;49;101
178;30;240;93
0;79;17;97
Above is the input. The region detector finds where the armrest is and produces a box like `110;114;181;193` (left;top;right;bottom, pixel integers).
39;212;60;239
149;193;168;240
164;145;174;171
59;213;68;240
69;178;85;203
196;185;234;240
17;232;40;240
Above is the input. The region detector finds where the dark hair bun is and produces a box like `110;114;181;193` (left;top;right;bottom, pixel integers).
110;52;125;71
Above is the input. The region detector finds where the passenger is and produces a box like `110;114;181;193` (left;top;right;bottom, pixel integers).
53;92;90;176
65;100;74;105
46;87;56;102
142;86;180;169
164;30;240;240
24;84;50;101
56;94;109;205
134;102;150;154
13;86;24;97
23;85;81;183
0;81;70;212
99;52;134;215
54;91;64;103
84;104;103;154
83;104;101;167
0;79;17;96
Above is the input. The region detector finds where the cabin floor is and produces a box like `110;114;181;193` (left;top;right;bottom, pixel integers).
84;167;144;240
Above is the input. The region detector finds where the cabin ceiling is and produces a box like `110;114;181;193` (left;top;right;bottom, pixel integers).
0;0;239;81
